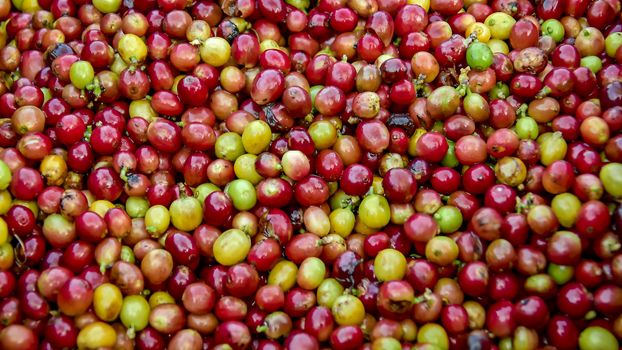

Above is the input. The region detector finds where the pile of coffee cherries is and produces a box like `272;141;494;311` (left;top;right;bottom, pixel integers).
0;0;621;348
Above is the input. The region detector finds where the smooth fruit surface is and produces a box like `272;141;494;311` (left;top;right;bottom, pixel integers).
0;0;621;349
